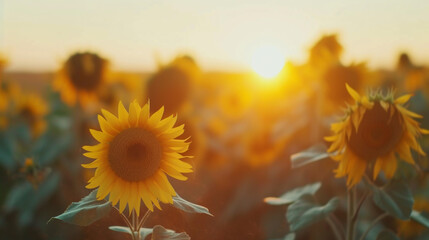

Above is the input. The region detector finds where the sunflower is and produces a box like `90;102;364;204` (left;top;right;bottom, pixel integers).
54;52;107;106
397;197;429;238
325;84;428;186
82;100;192;215
16;93;49;137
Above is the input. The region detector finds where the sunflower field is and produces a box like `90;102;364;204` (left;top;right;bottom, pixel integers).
2;2;429;240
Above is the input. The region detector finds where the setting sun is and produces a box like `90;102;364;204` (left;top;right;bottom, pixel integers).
251;45;285;79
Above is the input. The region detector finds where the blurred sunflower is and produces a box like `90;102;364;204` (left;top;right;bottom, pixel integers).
82;101;192;215
0;54;8;82
16;93;49;137
0;89;8;128
325;84;428;186
146;55;200;116
243;129;287;167
397;197;429;238
54;52;107;106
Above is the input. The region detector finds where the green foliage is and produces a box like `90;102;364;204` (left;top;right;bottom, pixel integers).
376;229;400;240
0;131;15;170
411;210;429;229
109;226;153;240
32;131;72;166
286;195;339;232
4;172;60;226
109;225;190;240
172;194;213;216
151;225;190;240
290;143;329;168
368;180;413;220
49;190;112;226
265;182;321;205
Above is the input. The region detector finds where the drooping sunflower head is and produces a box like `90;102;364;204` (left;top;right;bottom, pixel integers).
325;84;428;186
54;52;108;106
82;100;192;215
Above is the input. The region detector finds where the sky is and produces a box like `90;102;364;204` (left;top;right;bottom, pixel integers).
1;0;429;72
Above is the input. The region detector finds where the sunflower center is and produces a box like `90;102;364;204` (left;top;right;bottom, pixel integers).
108;127;162;181
66;53;104;91
348;102;404;160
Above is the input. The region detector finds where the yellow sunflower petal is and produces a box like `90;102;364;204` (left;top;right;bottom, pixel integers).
346;83;361;102
395;94;413;105
129;100;141;127
118;101;129;125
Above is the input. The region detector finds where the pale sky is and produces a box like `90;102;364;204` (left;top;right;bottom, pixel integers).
1;0;429;72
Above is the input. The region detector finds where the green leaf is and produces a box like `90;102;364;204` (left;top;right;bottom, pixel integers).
49;190;111;226
172;194;212;216
0;132;16;170
264;182;321;205
33;132;72;166
286;195;339;232
290;143;329;168
376;229;400;240
4;172;60;226
109;226;153;240
411;210;429;229
151;225;190;240
369;180;413;220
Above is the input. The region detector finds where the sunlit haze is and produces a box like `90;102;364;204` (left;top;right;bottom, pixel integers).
1;0;429;72
251;45;285;79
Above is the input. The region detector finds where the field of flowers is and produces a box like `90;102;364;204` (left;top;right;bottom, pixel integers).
1;34;429;240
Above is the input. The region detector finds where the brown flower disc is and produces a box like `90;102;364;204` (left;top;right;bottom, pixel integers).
348;102;404;160
108;127;162;181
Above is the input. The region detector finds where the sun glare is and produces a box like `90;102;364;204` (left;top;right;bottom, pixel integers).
251;45;285;79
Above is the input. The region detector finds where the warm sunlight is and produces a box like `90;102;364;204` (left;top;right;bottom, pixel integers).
251;45;285;79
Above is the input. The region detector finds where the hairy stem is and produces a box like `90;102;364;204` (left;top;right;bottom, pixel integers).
358;213;389;240
346;187;357;240
114;207;136;240
137;210;152;230
327;215;345;240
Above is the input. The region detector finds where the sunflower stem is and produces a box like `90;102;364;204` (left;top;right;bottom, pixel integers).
358;213;389;240
137;210;152;230
114;206;136;240
326;215;344;240
132;210;140;240
346;187;357;240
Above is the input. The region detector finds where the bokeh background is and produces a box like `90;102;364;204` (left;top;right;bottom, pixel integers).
1;1;429;239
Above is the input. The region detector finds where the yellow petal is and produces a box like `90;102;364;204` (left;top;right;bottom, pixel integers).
81;159;101;169
82;144;106;152
101;108;121;131
118;101;129;125
382;153;398;178
129;101;141;127
395;94;413;105
138;182;154;212
89;129;111;142
149;106;164;126
346;83;361;102
98;115;118;136
139;102;150;124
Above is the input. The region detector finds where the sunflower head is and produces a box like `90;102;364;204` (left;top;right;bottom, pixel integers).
309;34;343;69
325;84;428;186
146;56;198;116
54;52;108;105
82;100;192;215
